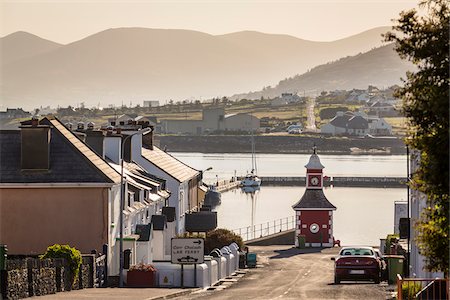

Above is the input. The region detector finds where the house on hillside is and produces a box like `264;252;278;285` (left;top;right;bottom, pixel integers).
320;111;391;136
368;101;397;117
0;108;31;119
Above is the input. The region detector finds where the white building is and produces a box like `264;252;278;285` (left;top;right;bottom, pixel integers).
143;100;160;107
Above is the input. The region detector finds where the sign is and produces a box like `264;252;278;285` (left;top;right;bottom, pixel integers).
171;238;204;264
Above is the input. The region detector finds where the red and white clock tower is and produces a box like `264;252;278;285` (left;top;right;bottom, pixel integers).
292;147;336;247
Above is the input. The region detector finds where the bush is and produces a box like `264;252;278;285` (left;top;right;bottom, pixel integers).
40;244;82;284
205;228;244;253
400;282;421;299
385;234;400;254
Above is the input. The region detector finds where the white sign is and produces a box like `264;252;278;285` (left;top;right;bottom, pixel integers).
171;238;204;264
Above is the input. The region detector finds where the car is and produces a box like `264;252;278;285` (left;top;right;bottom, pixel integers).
286;125;302;133
288;128;302;134
331;246;382;284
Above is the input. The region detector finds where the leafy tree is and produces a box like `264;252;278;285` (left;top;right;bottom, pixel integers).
385;0;449;274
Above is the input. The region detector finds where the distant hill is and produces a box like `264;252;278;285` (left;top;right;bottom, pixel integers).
232;44;413;100
1;27;393;109
0;31;62;65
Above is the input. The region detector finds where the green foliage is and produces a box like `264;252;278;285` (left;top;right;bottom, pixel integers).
385;0;449;273
400;282;422;299
205;228;244;253
385;234;400;254
40;244;82;283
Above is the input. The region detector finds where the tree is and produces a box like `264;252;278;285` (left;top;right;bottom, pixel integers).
385;0;449;274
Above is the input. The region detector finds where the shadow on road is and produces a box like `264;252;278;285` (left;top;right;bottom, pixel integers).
270;247;324;259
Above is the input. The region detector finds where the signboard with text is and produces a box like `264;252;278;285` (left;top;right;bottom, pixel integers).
171;238;204;264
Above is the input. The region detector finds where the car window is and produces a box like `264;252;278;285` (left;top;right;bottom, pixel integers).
339;248;374;256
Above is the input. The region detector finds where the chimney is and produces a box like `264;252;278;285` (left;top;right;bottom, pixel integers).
20;119;51;170
76;122;85;131
142;125;155;150
85;130;106;158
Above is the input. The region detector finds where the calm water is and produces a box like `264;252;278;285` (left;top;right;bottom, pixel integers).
171;152;407;246
171;152;407;183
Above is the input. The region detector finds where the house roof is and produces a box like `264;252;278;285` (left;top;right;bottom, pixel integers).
0;117;121;184
329;115;352;128
141;146;199;183
347;116;369;129
292;189;336;210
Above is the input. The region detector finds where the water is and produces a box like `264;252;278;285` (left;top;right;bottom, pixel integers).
172;152;407;183
171;152;407;246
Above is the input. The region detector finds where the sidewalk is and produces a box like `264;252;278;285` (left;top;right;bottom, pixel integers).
34;287;198;300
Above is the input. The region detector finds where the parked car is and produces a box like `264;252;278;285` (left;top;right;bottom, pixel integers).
331;246;382;284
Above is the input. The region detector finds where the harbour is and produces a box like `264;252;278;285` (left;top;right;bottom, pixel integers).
172;152;408;246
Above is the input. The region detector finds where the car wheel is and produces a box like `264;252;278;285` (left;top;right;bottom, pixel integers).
334;276;340;284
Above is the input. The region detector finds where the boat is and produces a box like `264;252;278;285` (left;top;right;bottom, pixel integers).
241;185;260;194
203;185;221;206
241;130;262;187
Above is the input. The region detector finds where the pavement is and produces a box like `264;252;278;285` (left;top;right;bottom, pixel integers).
33;287;198;300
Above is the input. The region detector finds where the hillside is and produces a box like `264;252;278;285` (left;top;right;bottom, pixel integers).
232;44;413;100
1;27;391;109
0;31;62;65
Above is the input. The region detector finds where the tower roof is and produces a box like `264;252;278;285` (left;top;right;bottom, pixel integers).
292;189;336;210
305;147;325;169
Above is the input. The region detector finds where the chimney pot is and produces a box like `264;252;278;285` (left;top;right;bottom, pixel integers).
31;116;39;127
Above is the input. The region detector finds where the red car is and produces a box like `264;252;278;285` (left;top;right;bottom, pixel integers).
331;247;382;284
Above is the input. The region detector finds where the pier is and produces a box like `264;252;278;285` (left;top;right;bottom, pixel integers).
235;176;406;188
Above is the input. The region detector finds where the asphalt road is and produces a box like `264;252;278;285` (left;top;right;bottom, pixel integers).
177;246;388;300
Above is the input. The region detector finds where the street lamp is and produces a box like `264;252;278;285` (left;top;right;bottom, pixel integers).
119;127;152;288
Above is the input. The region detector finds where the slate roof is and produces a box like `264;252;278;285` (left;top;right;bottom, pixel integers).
329;115;352;128
347;116;369;129
141;146;199;183
0;117;121;184
292;189;336;210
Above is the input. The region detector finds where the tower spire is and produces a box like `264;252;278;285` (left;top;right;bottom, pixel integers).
313;144;317;154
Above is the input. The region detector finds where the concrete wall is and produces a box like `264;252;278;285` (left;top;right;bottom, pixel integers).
161;120;202;134
0;187;109;255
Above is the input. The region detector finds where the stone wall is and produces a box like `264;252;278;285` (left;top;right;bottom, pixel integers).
2;255;95;299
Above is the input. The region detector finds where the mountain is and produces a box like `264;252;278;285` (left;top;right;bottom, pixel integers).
1;26;393;109
0;31;62;65
231;44;413;100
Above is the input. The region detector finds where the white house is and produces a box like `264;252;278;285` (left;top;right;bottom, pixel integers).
321;111;392;136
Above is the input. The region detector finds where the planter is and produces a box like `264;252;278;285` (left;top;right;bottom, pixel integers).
126;270;156;288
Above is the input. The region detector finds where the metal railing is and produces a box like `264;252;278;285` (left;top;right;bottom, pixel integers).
397;274;449;300
232;216;295;242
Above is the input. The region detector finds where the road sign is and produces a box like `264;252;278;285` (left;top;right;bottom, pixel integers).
171;238;204;264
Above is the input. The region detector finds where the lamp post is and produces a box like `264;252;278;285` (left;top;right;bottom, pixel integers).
119;127;151;288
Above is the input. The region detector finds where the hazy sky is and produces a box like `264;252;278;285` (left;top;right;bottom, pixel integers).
1;0;419;44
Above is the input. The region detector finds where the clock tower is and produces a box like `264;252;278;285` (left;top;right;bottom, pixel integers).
292;146;336;247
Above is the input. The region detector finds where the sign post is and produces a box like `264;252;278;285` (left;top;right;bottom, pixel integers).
171;238;204;287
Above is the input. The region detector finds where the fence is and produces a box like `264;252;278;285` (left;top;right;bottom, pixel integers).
232;216;295;241
397;274;449;300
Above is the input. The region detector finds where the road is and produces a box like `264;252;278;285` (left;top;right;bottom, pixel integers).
305;98;318;133
176;246;388;300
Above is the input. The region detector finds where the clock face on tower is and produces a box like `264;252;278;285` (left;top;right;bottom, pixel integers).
309;176;320;187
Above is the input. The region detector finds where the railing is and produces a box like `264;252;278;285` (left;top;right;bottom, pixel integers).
94;244;108;288
397;274;449;300
232;216;296;241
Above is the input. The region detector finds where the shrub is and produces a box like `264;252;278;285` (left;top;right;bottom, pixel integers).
400;282;421;299
40;244;82;284
385;234;400;254
205;228;244;253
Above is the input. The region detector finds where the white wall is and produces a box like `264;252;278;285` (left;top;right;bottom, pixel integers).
104;136;121;164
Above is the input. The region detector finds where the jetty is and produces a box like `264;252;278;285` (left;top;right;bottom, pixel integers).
236;176;406;188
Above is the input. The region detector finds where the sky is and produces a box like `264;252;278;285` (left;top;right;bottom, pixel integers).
1;0;420;44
